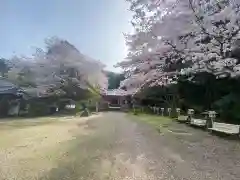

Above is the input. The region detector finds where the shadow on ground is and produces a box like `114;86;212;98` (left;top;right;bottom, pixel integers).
39;118;117;180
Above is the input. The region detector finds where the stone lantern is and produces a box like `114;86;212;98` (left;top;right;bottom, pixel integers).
208;111;217;124
176;108;181;117
187;109;195;122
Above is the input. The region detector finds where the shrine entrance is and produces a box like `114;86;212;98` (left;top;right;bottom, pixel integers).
101;89;131;111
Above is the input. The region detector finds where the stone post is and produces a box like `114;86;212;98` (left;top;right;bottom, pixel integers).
96;102;99;113
153;106;157;114
161;108;164;116
167;108;172;117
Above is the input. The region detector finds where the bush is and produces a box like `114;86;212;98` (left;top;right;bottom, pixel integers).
0;96;10;117
27;101;50;117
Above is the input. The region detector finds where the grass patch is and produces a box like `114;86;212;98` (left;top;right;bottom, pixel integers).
0;114;87;130
129;113;173;133
0;117;66;131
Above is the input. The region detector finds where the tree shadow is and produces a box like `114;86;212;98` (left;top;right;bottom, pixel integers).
209;131;240;141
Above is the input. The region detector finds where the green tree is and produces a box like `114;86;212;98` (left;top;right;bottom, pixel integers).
106;71;125;89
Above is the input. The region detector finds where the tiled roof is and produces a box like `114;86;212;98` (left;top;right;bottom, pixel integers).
104;89;134;96
0;78;19;94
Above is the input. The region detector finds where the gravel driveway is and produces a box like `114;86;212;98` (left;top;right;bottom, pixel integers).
42;112;240;180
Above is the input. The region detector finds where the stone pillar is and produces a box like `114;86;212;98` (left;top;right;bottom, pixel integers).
161;108;164;116
96;102;99;113
167;108;172;117
153;106;156;114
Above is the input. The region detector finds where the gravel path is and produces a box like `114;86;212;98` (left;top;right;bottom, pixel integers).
43;112;240;180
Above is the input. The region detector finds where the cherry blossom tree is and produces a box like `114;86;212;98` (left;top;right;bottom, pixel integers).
6;37;108;97
119;0;240;92
118;0;190;92
187;0;240;77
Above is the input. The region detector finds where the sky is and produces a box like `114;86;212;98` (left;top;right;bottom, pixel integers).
0;0;133;72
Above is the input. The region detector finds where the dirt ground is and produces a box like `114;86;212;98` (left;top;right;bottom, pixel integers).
0;114;100;180
0;112;240;180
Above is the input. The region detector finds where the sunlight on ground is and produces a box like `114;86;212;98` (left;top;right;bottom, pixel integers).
129;114;193;136
0;114;101;180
